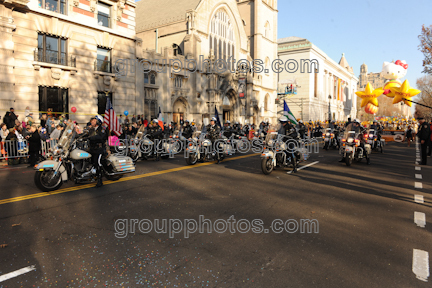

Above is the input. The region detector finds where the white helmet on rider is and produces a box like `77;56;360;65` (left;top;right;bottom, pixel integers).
279;116;288;122
91;115;103;125
354;119;360;124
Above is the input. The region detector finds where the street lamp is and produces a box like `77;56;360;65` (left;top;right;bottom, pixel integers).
328;95;332;122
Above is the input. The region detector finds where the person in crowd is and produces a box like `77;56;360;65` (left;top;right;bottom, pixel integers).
417;117;430;165
40;113;47;128
179;116;184;127
405;125;414;147
118;114;124;125
344;117;352;128
132;114;137;123
50;124;64;141
0;123;8;142
124;116;130;125
26;124;41;167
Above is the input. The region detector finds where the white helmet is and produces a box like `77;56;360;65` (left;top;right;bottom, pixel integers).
279;116;288;122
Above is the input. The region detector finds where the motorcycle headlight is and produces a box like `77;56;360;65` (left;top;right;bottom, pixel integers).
369;134;373;138
347;138;354;143
326;133;330;136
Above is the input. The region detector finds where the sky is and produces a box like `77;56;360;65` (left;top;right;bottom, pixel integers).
278;0;431;91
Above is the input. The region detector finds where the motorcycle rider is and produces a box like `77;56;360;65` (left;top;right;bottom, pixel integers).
206;117;222;164
278;117;298;138
86;115;108;187
232;121;241;136
298;120;306;139
148;119;163;161
182;120;193;139
223;120;232;138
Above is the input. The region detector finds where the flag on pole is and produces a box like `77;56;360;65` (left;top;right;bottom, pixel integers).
104;98;122;136
214;106;222;129
283;100;298;125
157;107;164;131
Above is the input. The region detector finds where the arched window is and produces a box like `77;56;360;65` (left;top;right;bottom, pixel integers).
264;21;271;39
265;57;270;74
264;94;270;111
210;9;235;62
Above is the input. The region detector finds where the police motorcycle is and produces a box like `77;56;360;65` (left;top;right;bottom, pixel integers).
185;124;228;165
34;122;135;192
260;124;308;175
340;122;371;166
367;128;384;153
323;124;339;150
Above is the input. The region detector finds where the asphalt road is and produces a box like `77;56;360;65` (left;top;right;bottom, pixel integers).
0;141;431;287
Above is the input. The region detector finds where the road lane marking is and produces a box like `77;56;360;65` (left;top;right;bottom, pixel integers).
415;195;424;204
415;182;423;189
0;153;260;205
416;167;421;171
413;249;430;282
415;174;423;179
414;212;426;228
0;265;36;282
287;161;319;174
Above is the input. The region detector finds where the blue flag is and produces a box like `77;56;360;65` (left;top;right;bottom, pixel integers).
214;106;222;129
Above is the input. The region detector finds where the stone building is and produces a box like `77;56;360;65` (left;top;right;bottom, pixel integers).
357;63;412;118
0;0;142;124
134;0;278;126
277;37;358;122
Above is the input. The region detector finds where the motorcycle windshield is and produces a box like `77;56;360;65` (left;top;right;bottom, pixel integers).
57;123;75;150
135;125;146;140
343;123;359;140
266;125;278;143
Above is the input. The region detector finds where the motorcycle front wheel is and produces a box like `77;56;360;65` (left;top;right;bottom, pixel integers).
186;153;198;165
105;173;123;181
34;170;63;192
261;158;274;175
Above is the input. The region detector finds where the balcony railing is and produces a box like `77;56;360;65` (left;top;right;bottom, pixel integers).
34;49;76;67
95;59;111;73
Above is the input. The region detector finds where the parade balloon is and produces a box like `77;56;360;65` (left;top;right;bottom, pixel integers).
390;79;421;107
71;107;77;113
355;82;383;108
380;60;407;98
365;103;378;114
124;110;129;116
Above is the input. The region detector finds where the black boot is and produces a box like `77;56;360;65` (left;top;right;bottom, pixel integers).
96;175;103;187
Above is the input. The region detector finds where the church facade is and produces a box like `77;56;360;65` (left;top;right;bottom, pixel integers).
134;0;278;126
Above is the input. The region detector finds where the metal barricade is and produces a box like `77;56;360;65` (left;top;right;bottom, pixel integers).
0;140;29;160
40;139;58;159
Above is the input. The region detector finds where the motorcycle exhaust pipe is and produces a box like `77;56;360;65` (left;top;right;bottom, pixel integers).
105;170;135;176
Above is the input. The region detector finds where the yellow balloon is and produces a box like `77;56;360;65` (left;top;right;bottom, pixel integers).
390;79;421;107
381;80;402;98
355;82;384;108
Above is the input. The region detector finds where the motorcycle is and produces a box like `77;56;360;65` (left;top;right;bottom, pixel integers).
260;125;309;175
367;129;384;153
34;123;135;192
185;127;229;165
323;126;340;150
340;125;371;166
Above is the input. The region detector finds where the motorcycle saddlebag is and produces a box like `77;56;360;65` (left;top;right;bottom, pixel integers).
107;155;135;173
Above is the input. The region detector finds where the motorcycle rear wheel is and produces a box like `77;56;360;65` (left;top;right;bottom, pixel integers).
186;153;198;165
34;170;63;192
345;155;352;166
261;158;274;175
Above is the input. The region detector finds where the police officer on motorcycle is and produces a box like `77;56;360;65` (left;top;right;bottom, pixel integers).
223;120;232;138
298;120;306;139
278;117;298;139
148;119;163;161
86;115;108;187
182;120;193;139
206;117;222;163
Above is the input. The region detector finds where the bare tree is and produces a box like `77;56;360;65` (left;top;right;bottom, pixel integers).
419;24;432;75
415;75;432;120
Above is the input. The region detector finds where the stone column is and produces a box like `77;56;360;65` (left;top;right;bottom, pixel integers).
0;4;16;116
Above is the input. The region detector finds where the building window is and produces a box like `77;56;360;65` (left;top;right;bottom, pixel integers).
97;91;112;115
264;94;269;111
97;2;110;28
144;72;156;85
39;86;68;119
38;0;66;14
150;101;157;119
264;21;270;38
314;68;318;98
175;76;182;88
95;47;111;73
37;34;67;65
210;9;235;62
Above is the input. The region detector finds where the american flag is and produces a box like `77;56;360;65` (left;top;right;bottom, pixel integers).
104;98;122;136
